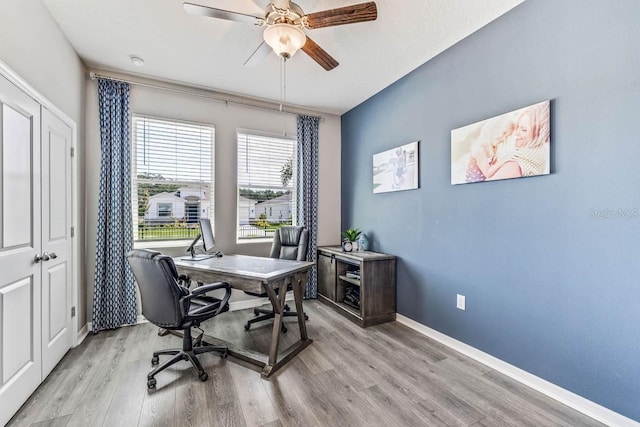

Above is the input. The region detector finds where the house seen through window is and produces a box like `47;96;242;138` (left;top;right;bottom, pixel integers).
132;115;214;242
237;131;296;241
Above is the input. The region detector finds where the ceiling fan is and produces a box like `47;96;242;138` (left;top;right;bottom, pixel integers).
183;0;378;71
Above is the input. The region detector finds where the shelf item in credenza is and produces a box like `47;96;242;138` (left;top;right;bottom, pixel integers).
345;269;360;280
343;284;360;309
317;246;396;328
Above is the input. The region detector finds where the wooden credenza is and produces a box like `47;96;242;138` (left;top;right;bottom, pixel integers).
317;246;396;327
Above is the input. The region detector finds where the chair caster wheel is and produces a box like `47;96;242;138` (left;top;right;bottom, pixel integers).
284;305;291;312
281;325;287;333
253;308;260;316
304;314;309;321
221;350;228;359
151;356;159;365
244;324;250;331
147;378;156;389
199;372;208;382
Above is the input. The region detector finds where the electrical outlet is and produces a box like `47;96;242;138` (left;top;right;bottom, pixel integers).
456;294;466;311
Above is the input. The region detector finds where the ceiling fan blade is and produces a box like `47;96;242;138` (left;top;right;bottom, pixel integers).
244;41;273;67
301;37;339;71
305;2;377;29
183;2;262;25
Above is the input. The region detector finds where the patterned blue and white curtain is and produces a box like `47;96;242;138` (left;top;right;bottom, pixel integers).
92;79;137;332
296;115;320;298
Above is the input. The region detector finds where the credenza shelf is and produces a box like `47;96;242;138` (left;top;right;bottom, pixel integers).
338;275;361;287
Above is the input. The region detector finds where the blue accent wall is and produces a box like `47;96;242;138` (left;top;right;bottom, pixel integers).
341;0;640;421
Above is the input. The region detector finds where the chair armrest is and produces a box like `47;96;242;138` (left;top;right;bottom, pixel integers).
182;281;232;318
178;274;191;288
190;281;230;296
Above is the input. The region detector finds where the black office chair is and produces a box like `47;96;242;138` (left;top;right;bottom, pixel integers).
244;226;309;333
126;249;231;390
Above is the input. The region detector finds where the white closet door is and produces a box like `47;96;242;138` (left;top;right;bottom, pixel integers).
0;75;42;427
41;108;72;378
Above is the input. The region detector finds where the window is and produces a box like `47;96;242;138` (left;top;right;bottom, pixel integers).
237;131;296;241
132;116;214;242
157;203;172;217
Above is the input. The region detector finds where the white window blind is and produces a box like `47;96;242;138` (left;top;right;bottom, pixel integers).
132;115;214;242
237;131;296;241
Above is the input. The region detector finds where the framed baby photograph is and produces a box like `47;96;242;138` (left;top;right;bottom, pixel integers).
451;100;550;185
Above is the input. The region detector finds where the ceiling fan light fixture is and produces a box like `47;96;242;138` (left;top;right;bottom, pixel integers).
263;23;306;59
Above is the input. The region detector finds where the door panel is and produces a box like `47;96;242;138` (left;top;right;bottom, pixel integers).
47;129;67;240
41;108;72;378
47;264;67;341
1;277;34;383
317;252;336;300
2;104;33;247
0;74;42;427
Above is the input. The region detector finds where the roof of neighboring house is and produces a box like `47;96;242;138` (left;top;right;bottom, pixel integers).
258;193;292;206
148;192;183;202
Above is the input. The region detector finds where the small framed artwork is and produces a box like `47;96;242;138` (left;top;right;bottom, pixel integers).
451;100;550;185
373;141;419;194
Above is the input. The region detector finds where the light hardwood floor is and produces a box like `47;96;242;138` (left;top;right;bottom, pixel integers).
8;301;604;427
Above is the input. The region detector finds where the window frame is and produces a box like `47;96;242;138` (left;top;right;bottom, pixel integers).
157;203;173;218
236;129;297;244
131;114;215;248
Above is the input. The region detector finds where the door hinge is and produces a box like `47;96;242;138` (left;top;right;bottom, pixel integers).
71;306;76;317
71;226;75;237
70;147;75;158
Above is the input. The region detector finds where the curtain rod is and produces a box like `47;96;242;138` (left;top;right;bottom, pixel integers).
89;72;323;121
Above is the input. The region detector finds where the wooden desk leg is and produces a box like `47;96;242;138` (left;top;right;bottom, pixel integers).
264;279;288;373
292;271;309;340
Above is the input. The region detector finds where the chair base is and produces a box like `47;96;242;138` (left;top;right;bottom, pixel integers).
147;328;227;390
244;304;309;333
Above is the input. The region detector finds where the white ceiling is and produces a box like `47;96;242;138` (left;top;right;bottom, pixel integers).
42;0;523;115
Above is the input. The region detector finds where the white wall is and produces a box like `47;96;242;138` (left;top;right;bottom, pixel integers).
85;78;342;315
0;0;87;325
0;0;85;121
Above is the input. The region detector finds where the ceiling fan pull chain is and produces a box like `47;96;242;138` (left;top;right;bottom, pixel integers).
279;56;284;112
283;56;287;111
283;57;288;136
278;56;288;113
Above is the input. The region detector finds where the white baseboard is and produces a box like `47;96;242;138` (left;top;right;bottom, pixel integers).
76;323;89;346
396;315;639;427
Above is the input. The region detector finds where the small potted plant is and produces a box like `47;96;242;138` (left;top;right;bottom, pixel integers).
341;227;362;252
